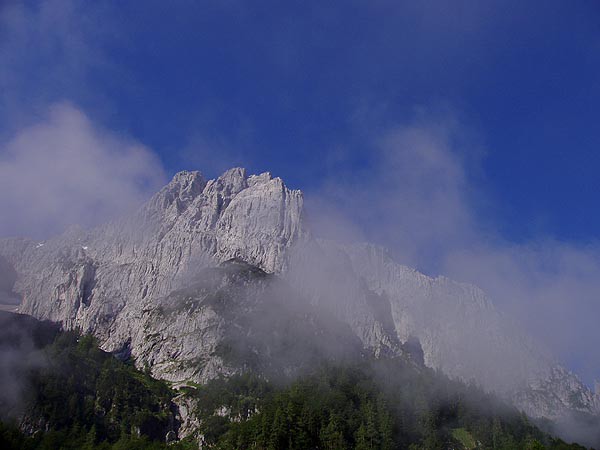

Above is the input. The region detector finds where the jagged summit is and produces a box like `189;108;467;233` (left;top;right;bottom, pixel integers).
169;169;205;185
0;166;597;438
142;168;303;246
143;170;206;217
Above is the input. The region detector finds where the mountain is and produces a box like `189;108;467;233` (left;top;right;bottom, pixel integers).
0;167;598;445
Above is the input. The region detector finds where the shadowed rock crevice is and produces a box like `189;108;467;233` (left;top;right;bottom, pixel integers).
0;255;19;305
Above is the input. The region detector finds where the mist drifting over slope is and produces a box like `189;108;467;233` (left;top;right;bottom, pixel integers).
0;101;598;388
0;2;599;447
306;112;600;388
0;111;599;444
0;0;597;391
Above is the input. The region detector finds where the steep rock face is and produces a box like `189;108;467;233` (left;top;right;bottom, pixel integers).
341;243;537;388
514;365;600;419
285;240;403;357
0;168;305;354
0;166;598;427
133;259;362;384
338;242;599;419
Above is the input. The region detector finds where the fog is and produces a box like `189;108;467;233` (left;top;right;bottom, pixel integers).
307;112;600;389
0;102;166;239
0;109;598;444
0;312;57;421
1;0;596;391
0;105;597;381
0;1;597;446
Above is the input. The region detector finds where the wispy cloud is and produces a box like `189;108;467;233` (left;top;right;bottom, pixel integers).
0;102;166;239
312;109;600;386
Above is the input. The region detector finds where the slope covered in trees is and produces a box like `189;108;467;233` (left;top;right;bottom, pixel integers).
0;311;192;449
188;363;588;450
0;311;591;449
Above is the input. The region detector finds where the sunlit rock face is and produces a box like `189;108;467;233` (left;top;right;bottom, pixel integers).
0;168;306;354
0;167;598;426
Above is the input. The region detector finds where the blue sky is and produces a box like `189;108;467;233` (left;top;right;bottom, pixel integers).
2;0;599;243
1;1;600;383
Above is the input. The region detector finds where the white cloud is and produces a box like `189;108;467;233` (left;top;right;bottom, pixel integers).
314;111;481;272
0;102;166;238
314;110;600;385
445;240;600;385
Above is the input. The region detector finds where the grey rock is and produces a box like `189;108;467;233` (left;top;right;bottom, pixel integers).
337;242;599;420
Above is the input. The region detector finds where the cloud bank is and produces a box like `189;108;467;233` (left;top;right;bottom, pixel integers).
309;111;600;386
0;102;166;239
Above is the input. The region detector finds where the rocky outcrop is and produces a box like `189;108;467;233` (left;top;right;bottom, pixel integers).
132;259;362;384
337;242;599;420
0;168;305;352
0;166;598;431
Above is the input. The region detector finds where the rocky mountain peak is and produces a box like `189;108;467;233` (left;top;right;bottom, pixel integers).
143;170;207;220
247;171;272;187
171;170;206;197
169;170;205;188
204;167;248;198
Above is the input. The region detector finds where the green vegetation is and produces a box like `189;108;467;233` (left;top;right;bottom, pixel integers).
0;424;196;450
187;361;587;450
0;311;590;449
452;428;477;449
0;324;196;450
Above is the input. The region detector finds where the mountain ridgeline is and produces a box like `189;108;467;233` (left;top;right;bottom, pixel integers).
0;167;598;447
